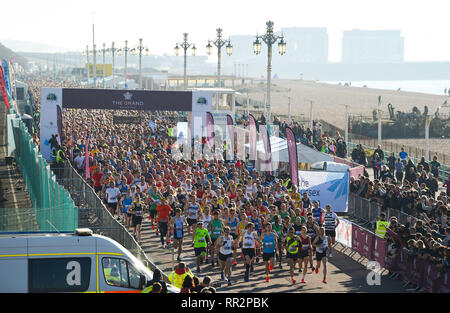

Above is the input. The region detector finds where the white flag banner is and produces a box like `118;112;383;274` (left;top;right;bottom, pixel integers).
297;170;349;213
336;218;353;248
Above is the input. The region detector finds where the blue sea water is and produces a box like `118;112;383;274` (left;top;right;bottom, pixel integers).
322;80;450;96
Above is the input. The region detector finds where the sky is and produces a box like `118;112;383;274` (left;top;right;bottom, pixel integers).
3;0;450;62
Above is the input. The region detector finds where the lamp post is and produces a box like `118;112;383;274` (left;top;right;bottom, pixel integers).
175;33;196;90
206;28;232;89
107;42;119;88
253;21;286;124
101;43;107;88
82;45;90;86
377;96;382;147
117;40;130;89
130;38;149;89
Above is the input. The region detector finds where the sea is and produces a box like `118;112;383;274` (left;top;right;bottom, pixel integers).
321;80;450;96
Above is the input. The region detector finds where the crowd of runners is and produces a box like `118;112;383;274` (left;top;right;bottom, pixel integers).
19;75;344;287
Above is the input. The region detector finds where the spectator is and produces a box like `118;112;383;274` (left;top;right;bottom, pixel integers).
181;275;194;293
418;157;430;173
372;153;382;180
387;152;396;175
430;156;441;179
443;176;450;197
151;282;162;293
374;145;384;162
395;158;404;182
380;165;393;182
147;268;168;293
399;147;408;166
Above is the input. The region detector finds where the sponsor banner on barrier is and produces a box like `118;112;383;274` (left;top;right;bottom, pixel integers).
360;229;374;260
336;218;352;248
422;262;439;293
440;270;450;293
352;224;361;253
396;250;408;278
372;236;387;268
407;256;425;288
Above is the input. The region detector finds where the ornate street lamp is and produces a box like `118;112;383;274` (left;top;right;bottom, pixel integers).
175;33;196;89
253;21;286;123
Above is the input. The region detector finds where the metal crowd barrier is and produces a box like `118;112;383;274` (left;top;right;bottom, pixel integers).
61;162;171;283
349;192;418;228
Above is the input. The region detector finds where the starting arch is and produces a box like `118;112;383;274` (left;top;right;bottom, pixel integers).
40;87;214;161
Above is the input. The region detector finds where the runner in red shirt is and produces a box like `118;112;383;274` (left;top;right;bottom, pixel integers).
156;198;172;248
92;167;104;193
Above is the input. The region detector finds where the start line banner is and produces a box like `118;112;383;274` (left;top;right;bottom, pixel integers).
297;170;349;212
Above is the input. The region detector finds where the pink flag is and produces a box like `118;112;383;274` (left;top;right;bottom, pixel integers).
248;114;258;161
206;112;215;153
259;124;273;172
0;66;10;110
226;114;234;161
285;126;298;187
85;134;90;179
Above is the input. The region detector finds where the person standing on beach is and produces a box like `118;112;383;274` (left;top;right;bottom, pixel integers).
399;147;408;166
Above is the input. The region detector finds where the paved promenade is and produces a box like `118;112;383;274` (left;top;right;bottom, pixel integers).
134;216;409;293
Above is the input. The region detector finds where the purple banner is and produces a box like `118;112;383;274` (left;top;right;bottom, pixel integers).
422;262;439;293
206;112;215;153
226;114;234;161
352;224;362;253
361;229;374;259
85;135;90;180
248;114;257;161
62;88;193;111
396;250;409;279
285;126;298;187
439;270;450;293
259;124;273;172
384;251;399;273
406;256;425;288
372;236;387;268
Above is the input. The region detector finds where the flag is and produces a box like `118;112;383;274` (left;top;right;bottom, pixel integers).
2;60;11;98
149;120;156;133
285;126;298;187
226;114;234;161
9;59;17;100
70;110;75;162
248;114;258;161
259;124;273;172
206;112;215;153
85;134;90;180
0;66;10;110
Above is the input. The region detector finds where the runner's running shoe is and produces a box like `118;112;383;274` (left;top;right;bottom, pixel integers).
301;278;306;283
221;272;225;280
292;278;296;284
323;278;327;284
228;279;232;286
315;268;319;274
265;276;270;282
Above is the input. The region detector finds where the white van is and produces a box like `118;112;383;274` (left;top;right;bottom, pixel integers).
0;228;179;293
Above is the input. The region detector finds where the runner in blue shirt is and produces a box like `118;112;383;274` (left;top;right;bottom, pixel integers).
261;223;278;282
